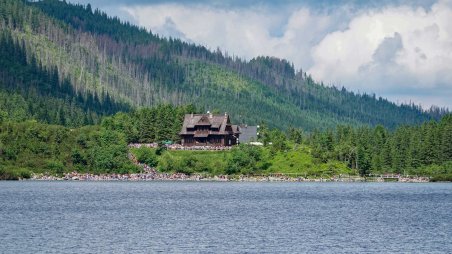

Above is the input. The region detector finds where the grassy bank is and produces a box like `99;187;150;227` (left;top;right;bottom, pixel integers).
130;144;355;177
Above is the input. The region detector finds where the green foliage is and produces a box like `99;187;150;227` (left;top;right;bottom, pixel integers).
1;102;450;179
102;104;196;143
265;129;289;153
131;147;158;167
157;150;227;175
46;160;64;174
152;142;351;177
0;121;135;174
307;115;452;177
265;144;352;177
0;167;32;180
288;127;303;144
227;145;263;174
430;174;452;182
0;30;130;127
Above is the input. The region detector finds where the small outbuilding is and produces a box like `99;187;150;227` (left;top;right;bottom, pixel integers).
238;125;258;144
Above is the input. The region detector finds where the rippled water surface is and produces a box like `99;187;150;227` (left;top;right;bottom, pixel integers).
0;182;451;253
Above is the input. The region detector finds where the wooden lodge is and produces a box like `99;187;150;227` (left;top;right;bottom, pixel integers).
179;112;240;146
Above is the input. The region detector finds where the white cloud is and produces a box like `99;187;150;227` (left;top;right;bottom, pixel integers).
309;0;452;107
122;4;341;70
120;1;452;108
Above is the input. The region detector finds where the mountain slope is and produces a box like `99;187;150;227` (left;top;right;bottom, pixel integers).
0;28;130;126
0;0;444;130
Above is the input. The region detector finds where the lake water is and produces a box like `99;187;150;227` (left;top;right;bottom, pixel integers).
0;182;451;253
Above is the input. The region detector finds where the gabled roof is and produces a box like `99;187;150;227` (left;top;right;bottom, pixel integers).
180;113;240;135
232;125;241;134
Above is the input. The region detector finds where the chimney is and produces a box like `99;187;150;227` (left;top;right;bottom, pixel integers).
207;111;212;118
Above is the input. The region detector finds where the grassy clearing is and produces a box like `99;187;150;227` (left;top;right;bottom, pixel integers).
130;144;354;177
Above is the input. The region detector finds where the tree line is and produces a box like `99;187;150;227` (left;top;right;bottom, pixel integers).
305;116;452;178
1;102;451;180
0;104;196;179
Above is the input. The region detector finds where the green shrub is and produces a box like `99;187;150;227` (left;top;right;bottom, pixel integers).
17;168;32;179
116;163;140;174
157;152;177;172
46;160;65;174
0;167;18;180
132;147;158;167
430;174;452;182
0;167;31;180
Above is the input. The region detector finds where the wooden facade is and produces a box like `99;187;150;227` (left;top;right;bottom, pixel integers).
179;113;240;146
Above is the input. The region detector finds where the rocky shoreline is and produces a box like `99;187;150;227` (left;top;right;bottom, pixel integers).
29;172;430;182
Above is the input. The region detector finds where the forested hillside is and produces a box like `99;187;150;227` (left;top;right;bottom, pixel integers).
0;0;446;130
0;30;130;126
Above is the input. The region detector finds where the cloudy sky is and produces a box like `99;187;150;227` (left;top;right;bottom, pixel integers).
70;0;452;109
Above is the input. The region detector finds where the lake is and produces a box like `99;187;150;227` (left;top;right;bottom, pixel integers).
0;182;451;253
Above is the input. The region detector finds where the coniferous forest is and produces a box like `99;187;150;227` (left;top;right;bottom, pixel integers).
0;0;451;180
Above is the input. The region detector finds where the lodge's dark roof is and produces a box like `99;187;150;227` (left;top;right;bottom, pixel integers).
180;113;240;135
